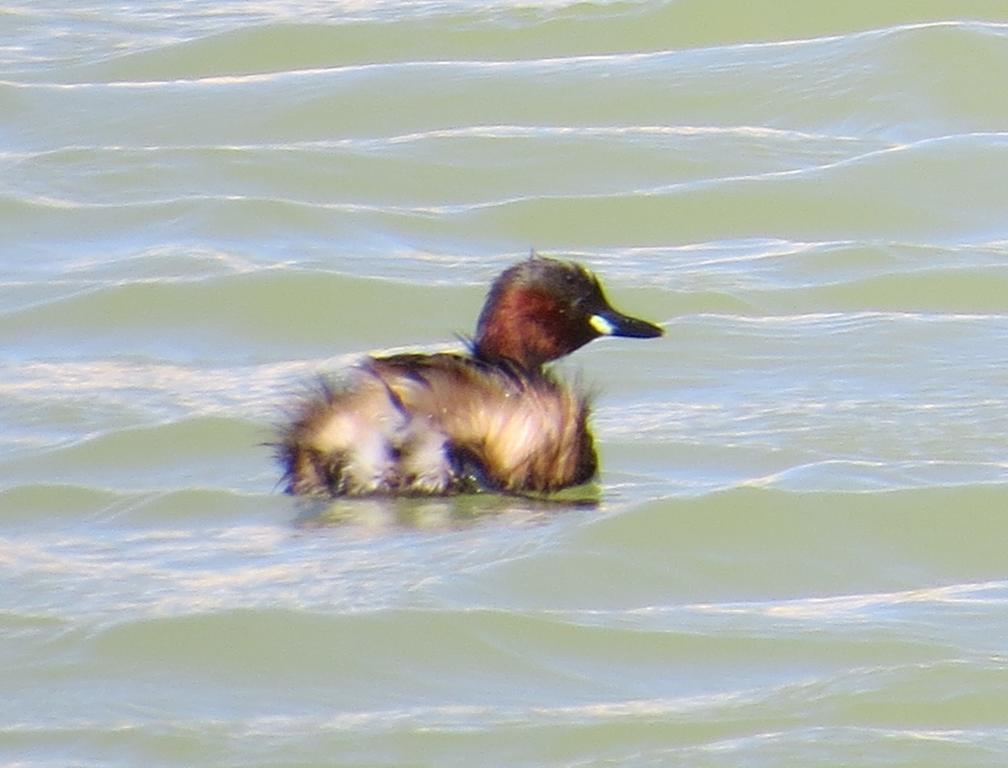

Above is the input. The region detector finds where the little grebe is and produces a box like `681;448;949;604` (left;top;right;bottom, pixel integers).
277;254;663;497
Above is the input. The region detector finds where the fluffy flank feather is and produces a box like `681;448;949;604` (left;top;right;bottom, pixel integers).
277;355;597;497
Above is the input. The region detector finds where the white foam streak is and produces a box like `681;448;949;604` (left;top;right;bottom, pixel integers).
689;580;1008;620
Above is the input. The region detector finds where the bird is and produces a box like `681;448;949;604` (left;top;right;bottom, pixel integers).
276;254;663;497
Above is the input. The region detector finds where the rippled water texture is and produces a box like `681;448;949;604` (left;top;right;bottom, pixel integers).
2;2;1008;766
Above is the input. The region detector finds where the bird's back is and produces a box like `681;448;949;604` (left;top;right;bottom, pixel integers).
277;353;597;497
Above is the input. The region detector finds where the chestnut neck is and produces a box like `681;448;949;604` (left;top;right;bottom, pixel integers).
473;285;594;371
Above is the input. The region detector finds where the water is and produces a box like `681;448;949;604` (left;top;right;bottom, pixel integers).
3;2;1008;766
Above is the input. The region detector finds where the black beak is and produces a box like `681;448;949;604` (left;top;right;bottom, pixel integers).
589;308;664;339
